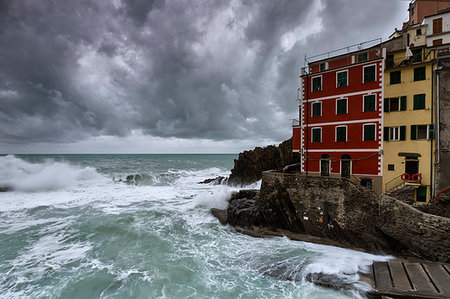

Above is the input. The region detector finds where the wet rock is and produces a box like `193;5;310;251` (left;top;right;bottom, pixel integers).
228;138;300;186
211;208;227;225
0;186;11;192
199;176;227;185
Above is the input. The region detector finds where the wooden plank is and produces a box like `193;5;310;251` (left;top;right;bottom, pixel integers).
422;263;450;296
373;262;392;290
389;261;412;290
404;262;439;295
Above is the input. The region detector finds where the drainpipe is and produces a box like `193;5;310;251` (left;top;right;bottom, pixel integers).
433;66;441;198
430;62;435;200
305;72;309;176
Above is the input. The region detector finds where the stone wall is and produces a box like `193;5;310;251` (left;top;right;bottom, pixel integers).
222;172;450;262
436;67;450;200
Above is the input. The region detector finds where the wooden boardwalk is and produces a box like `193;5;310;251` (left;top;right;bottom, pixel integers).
363;260;450;298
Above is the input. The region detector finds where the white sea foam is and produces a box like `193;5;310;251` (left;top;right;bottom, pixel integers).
0;155;106;192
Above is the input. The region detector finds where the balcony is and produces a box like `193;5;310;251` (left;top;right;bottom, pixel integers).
292;118;300;128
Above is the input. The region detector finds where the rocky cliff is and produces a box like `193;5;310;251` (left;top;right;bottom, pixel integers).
213;171;450;263
227;138;300;186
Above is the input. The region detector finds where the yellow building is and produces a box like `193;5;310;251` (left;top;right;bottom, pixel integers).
382;32;436;203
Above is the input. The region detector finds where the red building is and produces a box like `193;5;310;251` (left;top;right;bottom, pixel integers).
293;42;385;192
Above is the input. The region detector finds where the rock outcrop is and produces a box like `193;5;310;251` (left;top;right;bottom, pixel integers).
214;171;450;263
227;138;300;186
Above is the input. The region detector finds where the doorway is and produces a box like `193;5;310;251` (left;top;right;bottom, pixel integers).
341;154;351;178
405;160;419;177
320;154;330;176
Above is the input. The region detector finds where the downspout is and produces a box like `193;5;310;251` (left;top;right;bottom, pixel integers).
430;62;435;201
433;67;441;197
305;73;309;176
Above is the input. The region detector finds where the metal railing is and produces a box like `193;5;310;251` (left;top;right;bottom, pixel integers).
292;118;300;127
385;175;406;194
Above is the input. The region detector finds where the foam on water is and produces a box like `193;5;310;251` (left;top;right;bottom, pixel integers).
0;155;392;298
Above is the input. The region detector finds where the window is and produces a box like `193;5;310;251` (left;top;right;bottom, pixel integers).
413;94;425;110
336;98;347;115
411;5;415;15
312;102;321;117
388;164;395;171
357;52;368;62
390;97;400;111
363;95;376;112
363;65;376;83
416;187;427;202
312;76;322;92
411;124;429;140
336;71;348;87
412;49;422;63
414;67;426;81
390;71;401;84
433;18;443;34
433;39;443;46
416;28;422;36
384;126;406;141
386;54;394;68
363;124;376;141
384;97;406;112
336;126;347;142
319;63;326;72
312;128;321;143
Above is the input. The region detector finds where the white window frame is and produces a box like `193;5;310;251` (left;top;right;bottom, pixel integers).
335;125;348;142
336;70;348;88
389;126;400;141
388;97;401;112
336;98;348;115
311;127;322;143
363;123;377;141
363;94;376;112
362;64;377;83
416;125;428;140
311;101;322;117
311;75;322;92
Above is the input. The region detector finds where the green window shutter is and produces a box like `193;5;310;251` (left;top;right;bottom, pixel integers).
364;95;376;111
384;127;389;141
400;96;407;111
390;71;401;84
364;125;375;141
400;126;406;140
384;98;389;112
337;99;347;114
411;125;417;140
429;124;435;140
413;94;425;110
414;67;426;81
312;103;321;117
364;66;376;83
336;127;346;141
337;72;347;87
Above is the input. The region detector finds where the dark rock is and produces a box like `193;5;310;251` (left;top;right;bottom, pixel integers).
211;208;228;225
228;138;300;186
199;176;227;185
0;186;11;192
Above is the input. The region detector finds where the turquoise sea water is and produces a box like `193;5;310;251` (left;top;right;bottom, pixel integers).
0;154;390;298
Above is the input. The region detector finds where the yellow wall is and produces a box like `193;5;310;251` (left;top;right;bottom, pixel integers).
383;49;435;203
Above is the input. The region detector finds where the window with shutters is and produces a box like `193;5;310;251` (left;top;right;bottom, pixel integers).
336;126;347;142
319;63;326;72
414;67;426;81
417;125;427;140
312;128;321;143
433;18;442;34
312;102;321;117
390;71;401;84
412;49;422;63
336;98;347;115
386;55;394;69
389;127;400;141
413;94;425;110
433;39;443;46
363;65;376;83
312;76;322;92
363;124;376;141
389;97;400;112
363;95;376;112
336;70;348;88
411;124;434;140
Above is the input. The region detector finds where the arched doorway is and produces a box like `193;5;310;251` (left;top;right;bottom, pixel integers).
320;154;330;176
341;154;351;178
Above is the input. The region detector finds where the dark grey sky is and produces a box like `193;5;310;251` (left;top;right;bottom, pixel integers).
0;0;408;153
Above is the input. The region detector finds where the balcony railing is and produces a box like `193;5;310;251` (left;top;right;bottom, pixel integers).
292;119;300;127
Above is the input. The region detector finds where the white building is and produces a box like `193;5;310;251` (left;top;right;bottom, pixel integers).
423;7;450;47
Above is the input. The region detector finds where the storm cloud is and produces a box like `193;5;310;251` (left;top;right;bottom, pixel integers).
0;0;407;152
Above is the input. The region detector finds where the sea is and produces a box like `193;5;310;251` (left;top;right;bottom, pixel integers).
0;154;392;299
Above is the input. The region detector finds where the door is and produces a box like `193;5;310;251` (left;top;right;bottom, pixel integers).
405;160;419;177
341;155;351;178
320;154;330;176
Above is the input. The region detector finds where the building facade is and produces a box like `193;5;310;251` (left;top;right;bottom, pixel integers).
293;44;385;192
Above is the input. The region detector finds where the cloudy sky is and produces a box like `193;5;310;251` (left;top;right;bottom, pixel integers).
0;0;409;154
